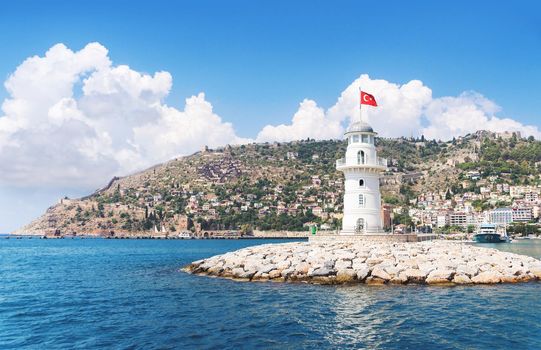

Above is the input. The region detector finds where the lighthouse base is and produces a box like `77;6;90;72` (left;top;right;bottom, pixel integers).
339;228;385;235
308;233;437;244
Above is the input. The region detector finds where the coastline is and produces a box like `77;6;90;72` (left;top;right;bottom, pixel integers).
1;233;310;240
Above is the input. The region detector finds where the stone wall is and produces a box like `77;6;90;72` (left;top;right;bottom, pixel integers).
309;234;437;243
252;230;313;238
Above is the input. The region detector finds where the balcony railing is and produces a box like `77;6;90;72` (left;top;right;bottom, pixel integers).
336;157;387;168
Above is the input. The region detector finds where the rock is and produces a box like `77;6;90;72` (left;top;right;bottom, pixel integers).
268;269;282;279
311;267;335;277
390;273;408;284
529;265;541;279
312;276;336;285
276;259;291;269
258;264;277;274
352;256;367;264
383;265;400;278
207;265;223;275
418;262;436;275
294;262;311;275
500;273;520;283
426;269;454;284
471;271;503;284
366;257;384;266
456;264;478;278
335;269;357;283
399;268;426;284
365;277;386;285
254;272;270;281
184;240;541;286
231;267;255;280
371;266;391;281
355;266;371;281
323;260;335;269
452;274;472;284
281;268;295;279
401;258;419;269
335;259;352;270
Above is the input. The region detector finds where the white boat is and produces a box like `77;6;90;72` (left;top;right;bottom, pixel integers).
473;224;509;243
177;231;191;239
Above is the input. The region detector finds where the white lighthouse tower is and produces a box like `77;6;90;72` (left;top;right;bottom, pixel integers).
336;117;387;235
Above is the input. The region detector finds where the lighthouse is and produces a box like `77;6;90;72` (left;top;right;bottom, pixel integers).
336;110;387;235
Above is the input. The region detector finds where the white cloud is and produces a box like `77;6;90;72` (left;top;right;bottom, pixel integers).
0;43;247;188
256;74;540;142
1;44;539;191
421;91;541;140
257;99;341;142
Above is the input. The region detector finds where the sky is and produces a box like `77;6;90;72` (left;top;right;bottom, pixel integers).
0;0;540;232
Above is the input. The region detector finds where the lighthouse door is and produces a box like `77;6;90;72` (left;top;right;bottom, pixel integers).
355;218;365;234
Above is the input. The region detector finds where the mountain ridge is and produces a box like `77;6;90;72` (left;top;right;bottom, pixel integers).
15;129;540;236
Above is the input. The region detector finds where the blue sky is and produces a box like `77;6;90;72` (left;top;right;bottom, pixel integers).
0;0;540;232
1;0;539;136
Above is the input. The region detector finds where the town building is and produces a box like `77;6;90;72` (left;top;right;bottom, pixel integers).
381;204;393;230
512;206;533;222
436;214;449;228
489;207;513;225
449;212;467;228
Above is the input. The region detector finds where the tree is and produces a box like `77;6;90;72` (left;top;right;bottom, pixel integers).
445;189;452;200
240;224;253;236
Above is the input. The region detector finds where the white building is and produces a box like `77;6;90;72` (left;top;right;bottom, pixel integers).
436;214;449;228
489;207;513;225
512;206;533;222
336;121;387;234
449;212;468;227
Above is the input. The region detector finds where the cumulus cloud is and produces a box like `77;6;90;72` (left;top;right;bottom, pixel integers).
421;91;541;140
257;99;342;142
1;44;539;191
256;74;541;142
0;43;247;188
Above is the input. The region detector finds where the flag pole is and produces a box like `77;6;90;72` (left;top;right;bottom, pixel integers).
359;86;363;123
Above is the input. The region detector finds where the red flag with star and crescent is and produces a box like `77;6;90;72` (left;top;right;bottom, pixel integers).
360;91;377;107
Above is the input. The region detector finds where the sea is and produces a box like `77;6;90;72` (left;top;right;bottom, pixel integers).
1;237;540;350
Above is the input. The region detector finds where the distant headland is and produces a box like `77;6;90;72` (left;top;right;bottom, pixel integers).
13;129;541;240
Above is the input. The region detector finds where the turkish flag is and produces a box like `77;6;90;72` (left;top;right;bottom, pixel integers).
360;91;377;106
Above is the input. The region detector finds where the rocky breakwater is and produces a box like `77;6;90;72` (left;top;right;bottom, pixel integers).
183;241;541;285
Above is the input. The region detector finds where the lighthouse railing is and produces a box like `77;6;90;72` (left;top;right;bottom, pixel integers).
336;157;387;168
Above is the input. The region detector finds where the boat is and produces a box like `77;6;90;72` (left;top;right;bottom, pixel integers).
177;231;192;239
473;224;509;243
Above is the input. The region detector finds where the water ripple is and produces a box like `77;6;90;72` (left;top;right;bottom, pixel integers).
1;238;540;349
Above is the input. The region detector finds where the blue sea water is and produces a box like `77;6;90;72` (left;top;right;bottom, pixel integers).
1;238;540;350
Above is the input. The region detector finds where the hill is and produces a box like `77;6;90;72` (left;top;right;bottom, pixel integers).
16;130;541;236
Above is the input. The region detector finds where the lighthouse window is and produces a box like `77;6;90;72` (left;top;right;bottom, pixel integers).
358;194;365;206
357;150;365;164
352;135;359;143
362;135;369;143
359;179;365;187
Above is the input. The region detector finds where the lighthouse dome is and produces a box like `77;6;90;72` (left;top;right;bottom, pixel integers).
345;120;374;135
